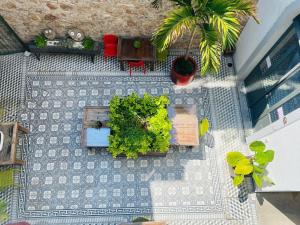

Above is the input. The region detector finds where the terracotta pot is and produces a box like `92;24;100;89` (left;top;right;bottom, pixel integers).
171;56;197;86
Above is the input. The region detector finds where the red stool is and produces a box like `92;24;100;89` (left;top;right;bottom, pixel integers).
103;34;118;61
128;61;146;76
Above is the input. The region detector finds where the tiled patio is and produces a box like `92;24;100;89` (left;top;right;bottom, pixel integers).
0;51;257;225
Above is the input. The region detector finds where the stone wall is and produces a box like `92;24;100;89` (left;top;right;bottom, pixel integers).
0;0;173;43
0;0;255;49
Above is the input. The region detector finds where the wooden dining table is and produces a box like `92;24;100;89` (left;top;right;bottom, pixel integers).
117;36;156;71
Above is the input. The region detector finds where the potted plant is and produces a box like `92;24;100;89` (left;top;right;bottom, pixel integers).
82;37;95;50
226;141;275;188
133;39;142;49
108;93;172;159
34;34;47;48
151;0;259;85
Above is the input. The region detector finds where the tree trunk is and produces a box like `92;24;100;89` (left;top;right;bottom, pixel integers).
184;27;197;60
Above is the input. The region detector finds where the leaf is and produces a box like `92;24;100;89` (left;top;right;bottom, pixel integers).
253;165;264;174
199;118;209;137
233;174;244;187
264;150;275;162
249;141;265;152
252;172;263;188
226;151;246;167
152;6;197;51
255;150;275;166
263;175;275;185
234;158;253;175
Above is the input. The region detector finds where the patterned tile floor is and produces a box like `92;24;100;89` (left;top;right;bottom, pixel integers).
0;52;257;225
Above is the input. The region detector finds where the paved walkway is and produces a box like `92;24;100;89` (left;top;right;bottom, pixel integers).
0;52;257;225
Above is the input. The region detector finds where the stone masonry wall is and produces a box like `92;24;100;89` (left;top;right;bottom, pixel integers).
0;0;255;49
0;0;175;43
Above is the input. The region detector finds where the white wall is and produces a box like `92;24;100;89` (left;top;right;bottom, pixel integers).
246;109;300;192
234;0;300;80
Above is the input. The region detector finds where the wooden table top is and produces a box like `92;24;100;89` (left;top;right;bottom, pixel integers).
168;105;199;146
117;37;156;61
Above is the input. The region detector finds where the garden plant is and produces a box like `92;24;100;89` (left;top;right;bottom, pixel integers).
226;141;275;188
152;0;259;76
108;93;172;159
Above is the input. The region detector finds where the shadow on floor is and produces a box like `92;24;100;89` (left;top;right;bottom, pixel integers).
256;192;300;225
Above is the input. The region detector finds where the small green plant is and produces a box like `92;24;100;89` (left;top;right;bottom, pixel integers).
0;200;9;222
199;118;209;137
226;141;275;188
133;39;141;49
82;37;94;50
34;34;47;48
108;93;172;159
132;216;150;222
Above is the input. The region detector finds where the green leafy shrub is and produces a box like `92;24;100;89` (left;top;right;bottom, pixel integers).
226;141;275;188
0;200;9;222
108;93;172;159
82;37;94;50
34;34;47;48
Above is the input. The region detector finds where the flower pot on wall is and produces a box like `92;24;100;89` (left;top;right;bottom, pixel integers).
171;56;197;86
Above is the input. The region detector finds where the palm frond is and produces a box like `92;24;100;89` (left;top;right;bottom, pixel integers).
199;24;222;75
152;6;197;51
151;0;191;8
151;0;163;9
230;0;260;23
210;12;241;50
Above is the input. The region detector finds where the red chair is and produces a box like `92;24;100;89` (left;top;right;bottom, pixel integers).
128;61;146;76
103;34;118;60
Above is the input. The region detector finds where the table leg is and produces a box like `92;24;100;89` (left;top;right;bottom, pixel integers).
120;61;125;71
34;53;40;61
91;55;95;64
150;62;154;71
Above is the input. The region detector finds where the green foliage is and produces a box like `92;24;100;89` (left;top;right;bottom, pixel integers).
234;158;253;175
108;93;172;159
82;37;94;50
132;216;150;222
249;140;265;152
133;40;142;49
199;118;209;137
156;49;169;62
226;151;245;167
0;168;17;191
174;57;195;75
0;200;9;223
152;0;258;76
255;149;274;166
34;34;47;48
233;174;244;187
226;141;275;188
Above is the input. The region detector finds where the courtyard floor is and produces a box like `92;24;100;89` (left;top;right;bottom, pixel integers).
0;51;257;225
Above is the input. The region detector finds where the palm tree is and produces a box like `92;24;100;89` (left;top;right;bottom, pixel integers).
152;0;259;76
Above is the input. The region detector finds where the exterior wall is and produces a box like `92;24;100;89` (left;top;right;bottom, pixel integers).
234;0;300;80
246;109;300;192
0;0;174;43
235;0;300;192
